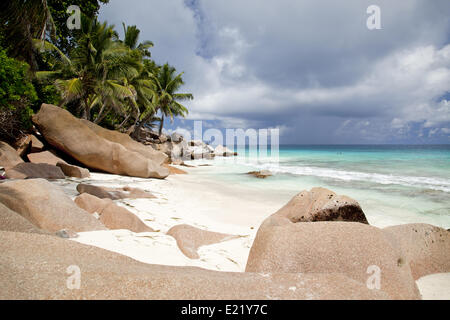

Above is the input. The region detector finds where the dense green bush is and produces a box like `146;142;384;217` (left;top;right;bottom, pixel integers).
32;81;61;111
0;48;37;142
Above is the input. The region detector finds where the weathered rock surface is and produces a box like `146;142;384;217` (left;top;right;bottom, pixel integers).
0;141;23;169
214;145;234;157
190;145;215;160
189;140;203;147
0;203;49;235
163;164;187;175
132;126;160;143
74;193;153;233
171;132;184;143
151;140;191;163
27;150;66;166
246;220;420;300
56;162;90;178
30;135;45;153
383;224;450;280
247;170;272;179
81;119;167;166
76;183;155;200
0;179;106;232
14;135;32;156
0;230;390;299
55;229;79;239
5;163;66;180
32;104;168;179
167;224;239;259
274;187;369;224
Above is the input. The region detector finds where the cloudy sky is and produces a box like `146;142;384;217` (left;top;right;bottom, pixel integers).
100;0;450;144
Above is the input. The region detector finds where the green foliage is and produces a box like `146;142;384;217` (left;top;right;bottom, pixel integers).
0;0;55;70
152;63;193;135
47;0;110;53
32;81;61;111
28;3;193;137
0;49;37;141
0;50;37;109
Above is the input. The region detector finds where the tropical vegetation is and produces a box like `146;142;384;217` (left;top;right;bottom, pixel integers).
0;0;193;142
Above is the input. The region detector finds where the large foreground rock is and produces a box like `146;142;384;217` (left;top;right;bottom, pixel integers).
383;224;450;280
0;203;49;235
0;231;389;299
246;220;420;300
0;141;23;169
32;104;168;179
5;163;66;179
81;119;167;166
74;193;153;233
274;187;368;224
167;224;239;259
0;179;106;232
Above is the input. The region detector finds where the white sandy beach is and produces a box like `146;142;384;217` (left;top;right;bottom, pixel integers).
52;163;283;272
50;163;450;299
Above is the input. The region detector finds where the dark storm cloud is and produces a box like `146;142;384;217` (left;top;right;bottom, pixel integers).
100;0;450;144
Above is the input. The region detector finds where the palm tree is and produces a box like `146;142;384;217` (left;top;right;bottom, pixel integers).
121;23;153;58
116;25;157;131
152;63;193;136
37;16;142;121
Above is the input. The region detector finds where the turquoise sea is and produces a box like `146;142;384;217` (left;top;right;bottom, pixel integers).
193;145;450;229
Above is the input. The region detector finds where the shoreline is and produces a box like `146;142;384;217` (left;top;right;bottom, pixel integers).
50;164;449;299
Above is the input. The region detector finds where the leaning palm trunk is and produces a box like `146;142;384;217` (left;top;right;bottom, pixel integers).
158;114;165;136
83;97;91;120
117;114;131;130
131;111;154;139
94;103;108;124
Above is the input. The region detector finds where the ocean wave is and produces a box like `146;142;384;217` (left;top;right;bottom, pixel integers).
253;163;450;193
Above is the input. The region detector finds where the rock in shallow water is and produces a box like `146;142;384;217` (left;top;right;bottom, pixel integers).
247;170;272;179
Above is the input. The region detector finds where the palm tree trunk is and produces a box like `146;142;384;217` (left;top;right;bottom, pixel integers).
158;113;164;136
94;105;111;125
117;114;131;129
94;103;107;124
83;97;90;120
